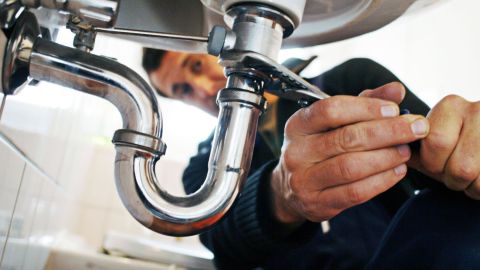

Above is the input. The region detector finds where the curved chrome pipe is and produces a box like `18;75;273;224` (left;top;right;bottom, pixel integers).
27;38;264;236
116;96;262;235
29;39;161;134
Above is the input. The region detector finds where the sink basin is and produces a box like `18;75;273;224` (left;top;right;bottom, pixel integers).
102;0;445;52
200;0;445;48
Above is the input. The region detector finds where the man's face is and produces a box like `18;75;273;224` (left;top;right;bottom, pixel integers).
149;51;227;116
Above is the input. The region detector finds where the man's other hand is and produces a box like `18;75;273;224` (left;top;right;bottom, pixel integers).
409;95;480;200
363;84;480;200
270;83;429;225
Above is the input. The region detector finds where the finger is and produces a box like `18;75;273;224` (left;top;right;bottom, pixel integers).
301;114;428;161
303;145;411;190
359;82;406;104
420;95;465;176
286;95;399;136
465;177;480;200
319;164;407;211
443;102;480;191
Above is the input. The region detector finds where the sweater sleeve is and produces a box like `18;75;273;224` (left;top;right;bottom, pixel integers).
182;137;319;269
181;58;434;269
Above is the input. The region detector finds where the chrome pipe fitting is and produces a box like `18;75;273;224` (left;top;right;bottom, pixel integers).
118;89;265;235
1;11;40;95
15;18;266;235
224;4;295;59
0;3;304;237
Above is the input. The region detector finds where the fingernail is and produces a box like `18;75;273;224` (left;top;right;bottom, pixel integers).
381;105;398;117
394;164;407;176
396;145;411;157
411;118;428;136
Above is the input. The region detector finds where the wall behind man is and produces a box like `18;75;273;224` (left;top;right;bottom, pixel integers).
280;0;480;106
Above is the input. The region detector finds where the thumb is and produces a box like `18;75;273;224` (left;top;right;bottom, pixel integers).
359;82;406;104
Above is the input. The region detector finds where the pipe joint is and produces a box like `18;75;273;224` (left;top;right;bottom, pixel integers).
112;129;167;156
217;88;267;112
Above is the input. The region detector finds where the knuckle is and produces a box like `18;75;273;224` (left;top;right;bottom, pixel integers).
302;203;317;218
319;98;342;122
338;127;364;151
444;177;468;191
346;185;366;206
448;161;479;184
320;133;342;155
284;114;299;135
336;155;358;180
389;118;413;140
300;106;315;127
424;130;455;153
282;147;298;169
469;101;480;115
289;173;305;195
289;173;302;196
301;197;321;219
440;94;466;108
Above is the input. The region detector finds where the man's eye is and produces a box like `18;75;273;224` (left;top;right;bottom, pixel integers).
172;83;193;98
191;60;202;74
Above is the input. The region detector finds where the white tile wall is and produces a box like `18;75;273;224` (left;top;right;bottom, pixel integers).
21;186;58;270
1;166;46;270
0;140;26;262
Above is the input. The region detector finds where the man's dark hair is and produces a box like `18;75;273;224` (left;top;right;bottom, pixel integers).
142;48;168;97
142;48;168;74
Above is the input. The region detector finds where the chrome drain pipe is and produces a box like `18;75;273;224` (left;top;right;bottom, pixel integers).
3;0;306;236
26;37;265;236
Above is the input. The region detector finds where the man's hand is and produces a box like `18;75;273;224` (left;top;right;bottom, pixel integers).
270;83;429;225
362;84;480;200
407;95;480;200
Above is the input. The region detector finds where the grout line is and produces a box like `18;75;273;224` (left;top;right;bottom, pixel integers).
0;95;6;121
0;162;27;266
19;171;46;270
0;130;60;187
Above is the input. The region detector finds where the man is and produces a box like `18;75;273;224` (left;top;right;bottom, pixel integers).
143;49;480;269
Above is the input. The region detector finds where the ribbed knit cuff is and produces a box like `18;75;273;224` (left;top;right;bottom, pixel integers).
234;159;320;255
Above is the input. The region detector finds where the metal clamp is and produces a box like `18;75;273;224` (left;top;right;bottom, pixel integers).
217;88;267;111
112;129;167;156
66;15;96;51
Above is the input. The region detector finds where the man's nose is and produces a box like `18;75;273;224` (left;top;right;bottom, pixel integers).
192;78;215;97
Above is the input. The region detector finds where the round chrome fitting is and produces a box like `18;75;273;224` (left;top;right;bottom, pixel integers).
225;4;295;37
217;88;267;111
112;129;167;156
223;4;294;59
1;11;40;95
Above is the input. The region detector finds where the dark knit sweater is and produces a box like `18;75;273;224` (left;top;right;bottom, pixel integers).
182;58;430;269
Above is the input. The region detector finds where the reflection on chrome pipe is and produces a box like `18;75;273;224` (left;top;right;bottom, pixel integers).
27;38;265;236
116;94;263;235
29;38;160;135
